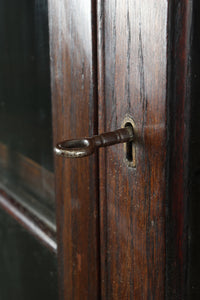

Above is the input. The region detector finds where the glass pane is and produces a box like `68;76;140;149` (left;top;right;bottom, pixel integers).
0;0;55;227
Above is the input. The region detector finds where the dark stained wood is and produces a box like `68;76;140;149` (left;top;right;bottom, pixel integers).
166;0;193;299
188;1;200;298
0;189;57;253
98;1;168;298
48;0;100;299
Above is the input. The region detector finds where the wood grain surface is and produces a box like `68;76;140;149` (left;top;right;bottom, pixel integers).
98;1;168;298
188;1;200;298
48;0;195;298
48;0;100;299
167;0;193;299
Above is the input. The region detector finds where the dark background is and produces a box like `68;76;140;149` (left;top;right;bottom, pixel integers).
0;1;58;299
0;0;53;172
0;207;58;300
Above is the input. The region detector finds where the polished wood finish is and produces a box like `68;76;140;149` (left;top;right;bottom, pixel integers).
98;1;168;298
167;1;193;298
188;2;200;298
0;189;57;253
48;0;198;298
48;0;100;299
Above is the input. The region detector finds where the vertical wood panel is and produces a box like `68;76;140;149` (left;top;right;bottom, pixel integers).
98;1;168;298
167;0;193;298
188;1;200;298
48;1;100;299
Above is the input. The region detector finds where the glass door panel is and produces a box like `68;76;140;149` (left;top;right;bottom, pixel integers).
0;0;55;228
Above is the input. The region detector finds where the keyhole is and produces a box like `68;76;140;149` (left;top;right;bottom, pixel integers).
125;122;133;161
122;117;136;168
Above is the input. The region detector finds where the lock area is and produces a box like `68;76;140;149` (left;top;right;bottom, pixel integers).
121;117;136;168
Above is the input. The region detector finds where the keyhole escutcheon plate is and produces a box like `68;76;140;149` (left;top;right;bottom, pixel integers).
121;116;136;168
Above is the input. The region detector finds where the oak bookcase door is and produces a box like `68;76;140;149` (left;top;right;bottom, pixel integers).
0;0;198;299
49;0;198;299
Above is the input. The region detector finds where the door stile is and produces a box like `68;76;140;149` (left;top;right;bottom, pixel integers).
166;0;193;298
48;0;100;299
98;1;168;298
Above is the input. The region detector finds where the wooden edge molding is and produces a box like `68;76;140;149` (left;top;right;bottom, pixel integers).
0;188;57;254
166;0;193;298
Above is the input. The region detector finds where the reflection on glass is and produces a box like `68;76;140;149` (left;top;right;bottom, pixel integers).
0;0;55;228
